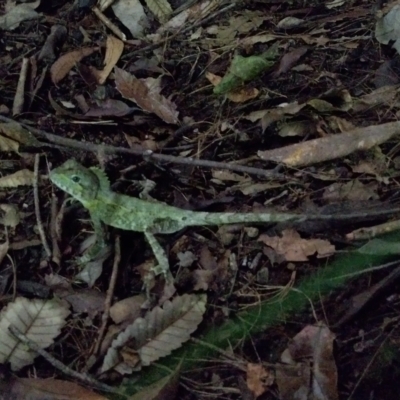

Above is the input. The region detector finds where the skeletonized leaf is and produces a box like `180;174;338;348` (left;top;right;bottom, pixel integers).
115;67;179;124
101;294;206;374
0;297;70;371
145;0;172;23
0;169;34;187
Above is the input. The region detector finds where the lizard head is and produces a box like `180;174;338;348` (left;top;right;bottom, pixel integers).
50;159;100;205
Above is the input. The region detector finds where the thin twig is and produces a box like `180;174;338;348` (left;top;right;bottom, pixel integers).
50;192;61;265
0;116;289;181
8;325;121;395
33;154;51;259
12;57;29;115
94;235;121;356
92;6;126;41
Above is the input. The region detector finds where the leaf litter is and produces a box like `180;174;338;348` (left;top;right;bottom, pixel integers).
2;0;400;398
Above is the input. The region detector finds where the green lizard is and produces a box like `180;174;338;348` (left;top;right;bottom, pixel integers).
50;159;400;280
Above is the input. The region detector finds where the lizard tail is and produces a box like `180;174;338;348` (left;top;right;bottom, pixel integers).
190;211;308;226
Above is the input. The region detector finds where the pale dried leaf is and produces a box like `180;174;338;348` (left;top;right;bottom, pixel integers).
157;0;217;34
177;251;197;268
0;169;34;187
228;87;259;102
50;47;99;85
112;0;149;38
90;36;124;84
0;204;20;227
109;295;146;324
278;121;310;137
0;297;70;371
0;121;41;152
5;377;107;400
115;67;179;124
212;169;248;182
277;16;304;29
145;0;172;23
375;5;400;46
75;245;112;287
0;241;9;265
258;121;400;167
0;2;40;30
101;294;206;374
326;0;345;8
0;134;19;152
271;47;308;78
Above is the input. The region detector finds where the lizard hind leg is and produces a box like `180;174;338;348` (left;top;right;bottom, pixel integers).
143;231;174;282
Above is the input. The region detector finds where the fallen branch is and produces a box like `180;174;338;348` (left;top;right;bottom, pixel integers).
0;115;290;181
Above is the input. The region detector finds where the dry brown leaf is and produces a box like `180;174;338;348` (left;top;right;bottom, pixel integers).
50;47;99;85
211;169;249;182
205;72;259;102
259;229;335;262
322;180;378;203
0;169;34;187
114;67;179;124
101;293;207;374
59;289;106;320
277;324;338;400
85;99;132;117
109;294;146;324
258;121;400;167
4;377;107;400
228;87;259;102
90;36;124;84
246;363;274;398
48;91;90;119
271;47;308;78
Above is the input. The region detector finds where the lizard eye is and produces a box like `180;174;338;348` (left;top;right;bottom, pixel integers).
71;175;80;183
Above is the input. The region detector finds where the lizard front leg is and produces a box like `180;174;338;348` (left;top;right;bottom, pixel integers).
143;230;174;282
77;213;108;264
